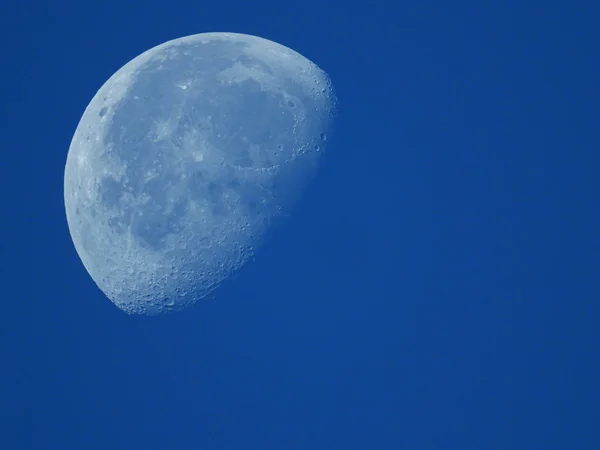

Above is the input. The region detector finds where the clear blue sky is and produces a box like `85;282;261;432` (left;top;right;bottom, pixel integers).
2;0;599;449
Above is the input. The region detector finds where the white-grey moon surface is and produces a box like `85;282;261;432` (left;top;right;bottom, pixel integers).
64;32;336;315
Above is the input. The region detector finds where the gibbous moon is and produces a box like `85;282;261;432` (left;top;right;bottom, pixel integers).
64;32;336;315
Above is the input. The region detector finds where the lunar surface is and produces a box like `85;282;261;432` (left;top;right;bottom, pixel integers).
64;32;336;315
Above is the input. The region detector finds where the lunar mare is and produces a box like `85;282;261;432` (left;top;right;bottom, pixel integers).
64;32;336;315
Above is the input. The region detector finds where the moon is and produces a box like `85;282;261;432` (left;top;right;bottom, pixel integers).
64;32;336;315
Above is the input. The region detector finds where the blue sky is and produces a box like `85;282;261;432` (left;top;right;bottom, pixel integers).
2;0;599;449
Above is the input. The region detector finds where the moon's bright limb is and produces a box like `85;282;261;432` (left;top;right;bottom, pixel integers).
64;32;336;315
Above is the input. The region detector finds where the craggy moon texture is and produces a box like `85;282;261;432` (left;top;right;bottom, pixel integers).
64;32;336;315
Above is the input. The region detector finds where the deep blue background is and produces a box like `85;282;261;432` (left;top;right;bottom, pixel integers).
2;1;599;449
